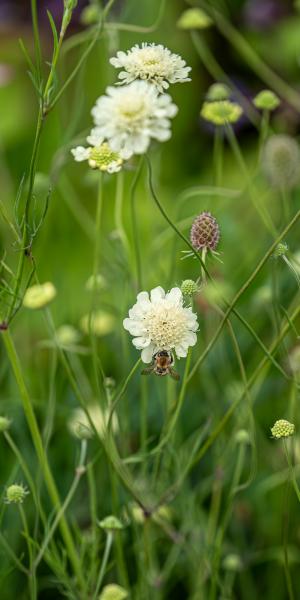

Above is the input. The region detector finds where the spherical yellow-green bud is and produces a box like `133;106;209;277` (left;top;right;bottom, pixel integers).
177;8;212;30
99;515;124;531
271;419;295;439
253;90;280;111
181;279;199;296
68;405;118;440
223;554;242;571
99;584;128;600
80;4;100;26
235;429;251;445
272;242;288;259
201;100;243;126
56;325;81;347
0;416;11;432
85;273;106;292
206;83;231;102
23;282;56;309
80;311;116;337
5;483;29;504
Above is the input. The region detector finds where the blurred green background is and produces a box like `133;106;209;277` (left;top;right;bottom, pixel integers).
0;0;300;598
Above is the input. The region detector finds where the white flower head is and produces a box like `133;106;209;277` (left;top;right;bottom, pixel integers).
123;286;198;363
71;141;123;174
110;43;191;92
90;81;178;159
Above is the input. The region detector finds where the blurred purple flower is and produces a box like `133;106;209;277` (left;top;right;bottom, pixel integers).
242;0;290;30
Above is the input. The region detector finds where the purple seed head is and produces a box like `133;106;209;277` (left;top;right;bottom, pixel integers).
190;212;220;251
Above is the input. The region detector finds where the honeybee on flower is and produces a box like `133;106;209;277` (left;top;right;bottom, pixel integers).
123;286;199;374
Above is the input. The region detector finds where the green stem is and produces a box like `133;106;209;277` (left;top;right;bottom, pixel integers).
190;303;300;469
226;123;277;237
188;209;300;382
210;6;300;112
93;531;113;600
19;504;37;600
2;330;84;589
130;157;144;289
115;170;130;256
34;440;87;570
283;440;300;503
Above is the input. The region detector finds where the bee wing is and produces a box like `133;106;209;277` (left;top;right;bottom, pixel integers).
169;368;180;381
141;367;154;376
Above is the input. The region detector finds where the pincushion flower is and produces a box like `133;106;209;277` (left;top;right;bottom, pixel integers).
90;81;178;159
71;141;124;173
110;43;191;92
123;286;198;363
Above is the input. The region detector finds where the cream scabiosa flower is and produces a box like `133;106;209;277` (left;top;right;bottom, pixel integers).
110;43;191;92
71;141;124;173
90;81;178;159
123;286;198;363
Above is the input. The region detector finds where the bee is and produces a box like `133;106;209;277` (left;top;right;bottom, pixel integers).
141;350;180;381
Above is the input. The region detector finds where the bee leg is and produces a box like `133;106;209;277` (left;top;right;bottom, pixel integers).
141;367;154;376
169;368;180;381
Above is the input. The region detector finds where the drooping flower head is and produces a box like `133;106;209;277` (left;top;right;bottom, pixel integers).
201;100;243;125
123;286;198;363
90;81;178;159
71;141;124;173
110;43;191;92
190;212;220;252
262;134;300;190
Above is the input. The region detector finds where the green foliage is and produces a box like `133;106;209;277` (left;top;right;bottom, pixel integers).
0;1;300;599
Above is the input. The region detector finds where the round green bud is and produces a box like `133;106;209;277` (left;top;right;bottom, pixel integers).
223;554;242;571
272;242;288;258
99;515;124;531
5;484;29;504
181;279;199;296
99;584;128;600
235;429;251;445
271;419;295;439
206;83;231;102
177;8;212;30
0;416;11;432
253;90;280;111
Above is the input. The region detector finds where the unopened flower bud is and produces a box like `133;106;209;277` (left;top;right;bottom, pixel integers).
0;416;11;432
177;8;212;30
99;584;128;600
235;429;251;445
99;515;124;531
206;83;231;102
181;279;199;296
5;484;29;504
271;419;295;439
253;90;280;111
23;282;56;309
